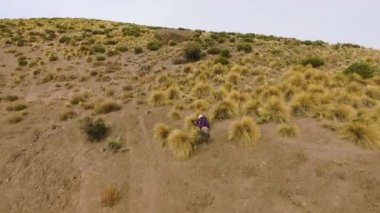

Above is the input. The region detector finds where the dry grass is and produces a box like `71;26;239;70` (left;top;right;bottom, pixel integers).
59;109;77;121
166;86;180;100
228;116;261;147
95;101;121;114
7;115;23;124
148;90;167;107
290;93;316;116
211;100;237;121
167;129;193;160
259;98;289;123
225;72;240;84
100;184;120;207
339;122;380;149
168;109;181;120
277;124;300;138
153;123;171;147
192;82;213;99
190;99;208;112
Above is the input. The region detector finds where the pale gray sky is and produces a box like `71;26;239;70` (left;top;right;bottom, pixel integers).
1;0;379;49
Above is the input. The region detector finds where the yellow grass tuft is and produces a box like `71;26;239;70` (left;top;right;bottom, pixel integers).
148;90;167;107
192;82;213;99
95;101;121;114
100;184;120;207
290;93;316;116
277;124;300;138
167;129;193;160
153;123;171;147
211;99;237;121
228;116;261;147
339;122;380;149
225;72;240;85
259;98;289;123
166;86;180;100
190;99;209;112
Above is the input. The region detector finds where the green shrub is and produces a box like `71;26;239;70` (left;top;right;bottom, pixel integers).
95;54;106;61
343;62;378;79
207;47;221;55
214;56;229;65
91;44;106;53
134;46;143;54
301;56;325;68
146;40;162;51
80;117;108;142
183;42;202;61
237;43;252;53
108;139;122;152
59;36;71;44
115;44;128;52
220;48;230;58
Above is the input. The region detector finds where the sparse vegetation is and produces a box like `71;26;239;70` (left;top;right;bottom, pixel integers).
340;122;380;149
183;42;202;61
277;124;300;138
100;184;120;207
95;102;121;114
301;56;325;68
80;117;108;141
153;123;171;147
343;62;378;79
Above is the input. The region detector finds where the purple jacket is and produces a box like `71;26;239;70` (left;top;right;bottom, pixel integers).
196;117;210;129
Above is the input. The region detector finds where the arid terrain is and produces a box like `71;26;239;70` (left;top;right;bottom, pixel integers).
0;18;379;213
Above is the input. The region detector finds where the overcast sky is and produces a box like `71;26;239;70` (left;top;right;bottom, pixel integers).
1;0;379;49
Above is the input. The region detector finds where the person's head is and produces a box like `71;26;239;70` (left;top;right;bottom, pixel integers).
198;114;204;119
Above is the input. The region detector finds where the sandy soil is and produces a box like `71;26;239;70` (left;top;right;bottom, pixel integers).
0;45;380;213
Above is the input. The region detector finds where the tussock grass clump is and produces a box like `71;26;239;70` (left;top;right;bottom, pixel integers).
328;105;355;122
192;82;212;99
70;94;87;105
6;103;27;111
95;102;121;114
225;72;240;84
212;88;228;101
166;86;180;100
146;40;162;51
365;86;380;100
191;99;208;112
59;109;77;121
7;115;23;124
100;184;120;207
243;100;261;116
277;124;300;138
168;109;181;120
259;98;289;123
167;129;193;160
148;91;167;107
339;122;380;149
153;123;171;147
108;138;122;153
211;100;237;121
290;93;316;116
260;86;282;101
228;116;261;147
80;117;108;142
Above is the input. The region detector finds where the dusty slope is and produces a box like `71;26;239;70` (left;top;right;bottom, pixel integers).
1;101;380;213
0;18;380;213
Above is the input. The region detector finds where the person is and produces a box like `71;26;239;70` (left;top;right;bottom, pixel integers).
192;114;210;142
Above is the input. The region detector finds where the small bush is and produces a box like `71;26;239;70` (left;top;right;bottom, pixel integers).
214;56;229;65
168;110;181;120
49;55;59;62
148;91;167;106
301;57;325;68
228;116;261;147
343;62;378;79
91;44;106;53
237;43;252;53
95;54;106;61
108;139;122;153
153;123;171;147
183;42;202;61
115;44;128;52
207;47;221;55
220;48;230;58
167;129;193;160
59;109;77;121
94;102;121;114
7;115;23;124
192;82;212;99
339;122;380;149
70;94;86;105
100;184;120;207
5;95;19;102
166;86;180;100
18;60;28;67
290;93;316;116
277;124;300;138
146;40;162;51
7;103;27;111
80;117;108;142
134;46;143;54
